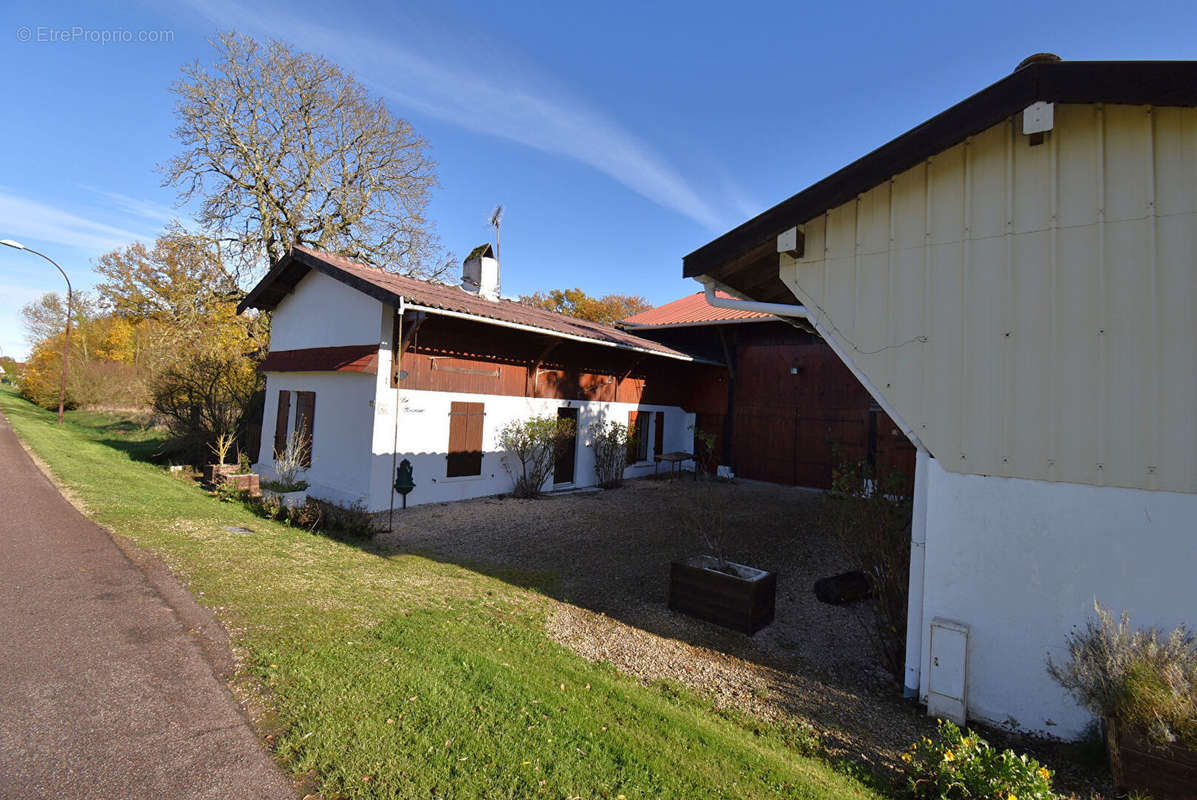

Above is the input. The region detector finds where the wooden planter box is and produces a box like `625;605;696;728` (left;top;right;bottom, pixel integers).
668;556;776;634
221;473;261;497
203;463;238;486
1108;717;1197;800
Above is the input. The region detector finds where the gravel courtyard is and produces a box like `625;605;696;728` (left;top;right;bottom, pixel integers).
373;477;1111;796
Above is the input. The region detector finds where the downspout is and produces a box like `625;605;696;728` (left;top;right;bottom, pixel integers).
701;278;929;698
388;298;405;532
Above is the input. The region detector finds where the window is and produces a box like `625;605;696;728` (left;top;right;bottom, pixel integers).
274;390;291;457
295;391;316;467
627;411;650;464
274;389;315;467
654;411;665;457
447;401;485;477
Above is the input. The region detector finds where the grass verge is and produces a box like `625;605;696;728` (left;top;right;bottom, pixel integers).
0;388;882;799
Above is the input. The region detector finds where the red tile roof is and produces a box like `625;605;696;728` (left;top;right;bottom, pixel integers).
240;246;703;362
621;291;772;328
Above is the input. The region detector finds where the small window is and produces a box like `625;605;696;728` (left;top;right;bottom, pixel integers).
274;390;291;457
447;401;485;477
654;411;665;457
294;391;316;467
627;411;650;464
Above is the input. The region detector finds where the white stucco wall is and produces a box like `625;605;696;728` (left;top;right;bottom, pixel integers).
916;455;1197;738
366;388;695;511
270;270;386;350
257;370;379;508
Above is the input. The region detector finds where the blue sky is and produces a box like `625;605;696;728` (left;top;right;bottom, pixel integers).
1;0;1193;358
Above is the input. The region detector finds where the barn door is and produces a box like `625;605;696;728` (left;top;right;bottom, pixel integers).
554;407;578;484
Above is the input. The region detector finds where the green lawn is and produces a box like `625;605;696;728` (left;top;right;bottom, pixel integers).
0;388;883;800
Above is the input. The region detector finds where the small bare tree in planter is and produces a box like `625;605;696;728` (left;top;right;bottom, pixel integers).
263;423;310;508
668;485;777;635
589;418;631;488
497;415;575;499
203;431;239;486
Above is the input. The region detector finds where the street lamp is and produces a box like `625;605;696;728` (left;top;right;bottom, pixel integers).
1;239;72;425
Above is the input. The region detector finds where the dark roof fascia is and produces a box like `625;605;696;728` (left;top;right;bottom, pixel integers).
683;60;1197;280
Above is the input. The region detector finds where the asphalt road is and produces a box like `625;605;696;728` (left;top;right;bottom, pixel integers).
0;412;294;800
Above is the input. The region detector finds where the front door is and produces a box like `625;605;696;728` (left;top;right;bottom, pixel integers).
554;407;578;484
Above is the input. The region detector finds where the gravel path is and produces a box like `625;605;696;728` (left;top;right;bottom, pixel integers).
375;477;1112;797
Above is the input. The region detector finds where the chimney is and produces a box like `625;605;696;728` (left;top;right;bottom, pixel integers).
461;243;500;301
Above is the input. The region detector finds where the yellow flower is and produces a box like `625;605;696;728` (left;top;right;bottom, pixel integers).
942;750;955;762
1007;794;1018;800
1038;766;1051;781
901;753;913;763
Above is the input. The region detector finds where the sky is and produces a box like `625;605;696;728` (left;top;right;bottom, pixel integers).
1;0;1194;359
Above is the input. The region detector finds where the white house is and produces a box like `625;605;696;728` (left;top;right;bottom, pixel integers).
682;55;1197;738
238;245;719;512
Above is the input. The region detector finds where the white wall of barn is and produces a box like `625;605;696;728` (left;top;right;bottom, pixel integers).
366;387;695;510
270;270;387;350
256;370;379;508
917;456;1197;739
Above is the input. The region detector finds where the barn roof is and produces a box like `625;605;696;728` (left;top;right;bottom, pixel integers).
620;291;771;329
683;57;1197;301
239;245;703;362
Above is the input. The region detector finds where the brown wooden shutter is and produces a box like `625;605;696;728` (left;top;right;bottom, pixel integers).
654;411;665;457
295;391;316;467
273;390;291;457
447;401;485;477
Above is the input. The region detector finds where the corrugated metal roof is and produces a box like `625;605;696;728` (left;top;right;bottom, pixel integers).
621;291;771;328
240;246;701;362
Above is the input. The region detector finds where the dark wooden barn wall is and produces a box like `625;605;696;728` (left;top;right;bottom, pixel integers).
639;321;916;490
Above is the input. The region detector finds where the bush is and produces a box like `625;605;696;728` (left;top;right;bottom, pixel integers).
497;415;574;498
150;350;260;464
1047;601;1197;748
589;418;630;488
270;423;310;490
905;719;1057;799
819;457;912;678
238;493;375;539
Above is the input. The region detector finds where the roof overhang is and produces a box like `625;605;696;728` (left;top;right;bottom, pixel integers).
683;59;1197;299
240;248;720;365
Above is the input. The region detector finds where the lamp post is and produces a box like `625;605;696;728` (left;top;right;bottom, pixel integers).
1;239;72;424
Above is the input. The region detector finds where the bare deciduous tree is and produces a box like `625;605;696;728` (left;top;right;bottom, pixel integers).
162;32;449;280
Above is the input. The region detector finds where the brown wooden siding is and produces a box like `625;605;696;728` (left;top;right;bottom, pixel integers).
395;312;713;409
447;401;485;477
632;320;916;490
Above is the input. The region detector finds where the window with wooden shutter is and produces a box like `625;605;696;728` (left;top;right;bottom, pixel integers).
627;411;650;464
447;401;485;477
654;411;665;457
294;391;316;467
274;390;291;457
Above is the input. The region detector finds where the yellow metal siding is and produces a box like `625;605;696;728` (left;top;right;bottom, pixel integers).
782;104;1197;493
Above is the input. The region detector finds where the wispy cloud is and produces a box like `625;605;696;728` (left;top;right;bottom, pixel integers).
182;0;737;231
0;189;154;253
81;186;181;226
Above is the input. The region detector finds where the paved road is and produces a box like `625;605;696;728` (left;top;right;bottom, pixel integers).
0;412;294;800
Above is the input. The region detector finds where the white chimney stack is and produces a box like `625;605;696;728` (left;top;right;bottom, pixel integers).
462;243;500;301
